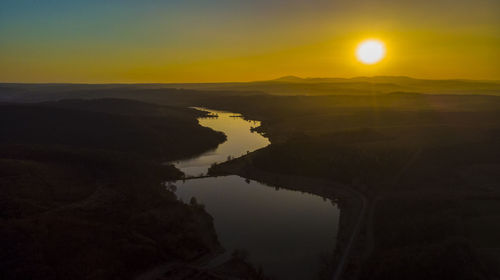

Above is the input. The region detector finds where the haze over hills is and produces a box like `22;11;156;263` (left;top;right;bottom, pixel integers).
2;76;500;99
164;76;500;96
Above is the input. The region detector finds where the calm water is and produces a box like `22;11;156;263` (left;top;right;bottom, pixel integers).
173;108;339;280
173;108;270;177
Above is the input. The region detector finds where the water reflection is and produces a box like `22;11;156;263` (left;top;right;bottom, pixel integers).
172;108;339;279
173;108;270;177
176;176;339;280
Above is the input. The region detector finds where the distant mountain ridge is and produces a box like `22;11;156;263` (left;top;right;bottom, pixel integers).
271;75;500;84
1;76;500;98
163;76;500;96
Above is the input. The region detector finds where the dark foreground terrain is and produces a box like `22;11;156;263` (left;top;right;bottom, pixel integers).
2;81;500;279
205;92;500;279
0;99;229;279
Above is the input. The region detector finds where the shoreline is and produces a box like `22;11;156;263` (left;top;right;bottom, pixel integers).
209;152;368;280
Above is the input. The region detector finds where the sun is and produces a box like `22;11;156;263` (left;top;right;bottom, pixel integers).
356;39;386;64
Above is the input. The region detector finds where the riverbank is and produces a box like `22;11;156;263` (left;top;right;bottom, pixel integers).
0;100;227;280
209;151;368;280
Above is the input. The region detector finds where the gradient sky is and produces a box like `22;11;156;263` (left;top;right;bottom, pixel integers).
1;0;499;83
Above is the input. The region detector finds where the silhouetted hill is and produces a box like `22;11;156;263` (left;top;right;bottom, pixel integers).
0;99;230;280
2;77;499;103
161;76;500;96
202;92;500;280
0;100;225;161
0;84;267;104
272;75;304;82
39;98;208;119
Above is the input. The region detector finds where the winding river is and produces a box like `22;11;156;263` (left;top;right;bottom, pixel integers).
173;108;340;280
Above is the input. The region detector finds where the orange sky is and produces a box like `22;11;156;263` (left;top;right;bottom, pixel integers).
1;0;499;83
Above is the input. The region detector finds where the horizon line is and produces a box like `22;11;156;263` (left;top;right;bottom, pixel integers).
1;75;500;85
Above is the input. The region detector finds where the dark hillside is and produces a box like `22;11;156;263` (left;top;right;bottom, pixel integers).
0;100;226;161
205;93;500;279
0;99;227;280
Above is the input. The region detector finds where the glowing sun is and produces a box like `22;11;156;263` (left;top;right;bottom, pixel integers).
356;39;386;64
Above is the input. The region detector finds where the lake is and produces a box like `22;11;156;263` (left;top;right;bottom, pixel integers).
173;108;340;280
